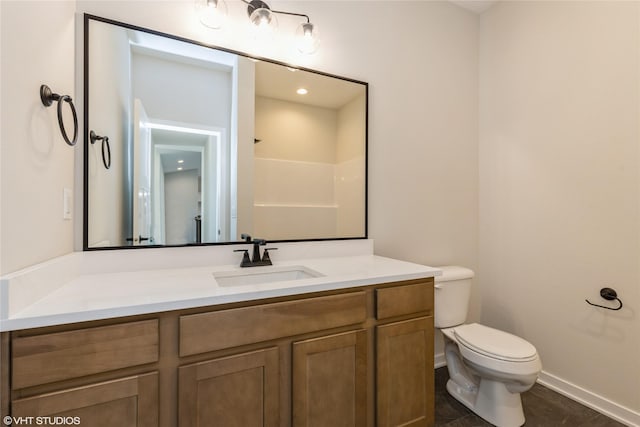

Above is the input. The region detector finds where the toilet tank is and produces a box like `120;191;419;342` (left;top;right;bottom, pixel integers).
434;266;474;328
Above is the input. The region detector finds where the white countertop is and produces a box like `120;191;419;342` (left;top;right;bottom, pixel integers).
0;240;440;331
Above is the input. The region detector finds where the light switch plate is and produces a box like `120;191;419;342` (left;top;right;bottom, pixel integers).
63;188;72;220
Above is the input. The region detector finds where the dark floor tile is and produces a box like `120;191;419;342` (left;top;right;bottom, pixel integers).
434;367;627;427
435;386;473;424
522;384;595;426
587;413;629;427
435;368;472;424
441;414;494;427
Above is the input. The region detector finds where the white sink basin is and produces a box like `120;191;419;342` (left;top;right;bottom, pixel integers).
213;265;324;287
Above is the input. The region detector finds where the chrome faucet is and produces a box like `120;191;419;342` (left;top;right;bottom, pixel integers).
234;234;277;267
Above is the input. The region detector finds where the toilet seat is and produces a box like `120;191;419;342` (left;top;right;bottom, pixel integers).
442;323;542;376
454;323;538;362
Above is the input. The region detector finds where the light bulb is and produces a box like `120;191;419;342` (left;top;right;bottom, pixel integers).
250;7;277;33
296;22;319;54
195;0;228;29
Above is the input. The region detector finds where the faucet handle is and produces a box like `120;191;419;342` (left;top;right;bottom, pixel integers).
233;249;251;267
261;247;278;264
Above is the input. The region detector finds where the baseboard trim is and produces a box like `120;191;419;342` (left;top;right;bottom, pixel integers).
434;352;639;427
537;371;639;427
435;351;446;368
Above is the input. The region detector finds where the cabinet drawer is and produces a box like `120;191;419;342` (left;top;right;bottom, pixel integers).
180;291;366;356
12;320;159;389
376;281;433;320
12;372;158;427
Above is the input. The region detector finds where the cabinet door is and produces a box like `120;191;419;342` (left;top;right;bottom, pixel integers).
377;317;434;427
12;372;158;427
292;330;367;427
178;347;279;427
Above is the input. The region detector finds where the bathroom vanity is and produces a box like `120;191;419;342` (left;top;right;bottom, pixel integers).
0;242;439;427
0;10;440;427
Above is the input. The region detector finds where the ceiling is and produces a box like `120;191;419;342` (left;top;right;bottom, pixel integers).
449;0;498;14
254;60;365;110
151;129;208;173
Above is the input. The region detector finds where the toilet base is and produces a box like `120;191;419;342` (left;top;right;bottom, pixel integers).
446;377;525;427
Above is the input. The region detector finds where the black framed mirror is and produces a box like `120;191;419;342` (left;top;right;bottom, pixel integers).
83;14;367;250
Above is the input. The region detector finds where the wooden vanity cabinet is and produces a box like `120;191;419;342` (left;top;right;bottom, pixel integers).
7;320;160;427
2;278;434;427
377;317;434;427
12;372;158;427
375;282;435;427
178;348;280;427
292;329;368;427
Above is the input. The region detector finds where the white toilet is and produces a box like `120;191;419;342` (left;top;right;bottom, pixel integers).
435;266;542;427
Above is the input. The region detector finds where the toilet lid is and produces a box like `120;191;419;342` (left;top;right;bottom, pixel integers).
454;323;538;362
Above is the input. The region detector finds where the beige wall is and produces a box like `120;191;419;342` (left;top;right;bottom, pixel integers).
479;0;640;413
360;2;480;356
255;96;337;163
253;95;362;239
337;94;366;163
235;56;255;241
336;94;366;237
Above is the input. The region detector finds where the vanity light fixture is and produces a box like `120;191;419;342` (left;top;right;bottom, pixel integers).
296;88;308;95
195;0;320;54
295;21;319;55
178;159;185;164
195;0;228;29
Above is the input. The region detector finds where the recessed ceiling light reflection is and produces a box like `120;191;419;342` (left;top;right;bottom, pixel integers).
297;88;308;95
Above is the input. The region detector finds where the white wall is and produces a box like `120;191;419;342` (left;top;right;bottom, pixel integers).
0;1;76;274
87;19;131;247
0;0;478;273
164;169;199;245
253;157;337;240
357;1;479;297
4;0;640;419
131;52;231;129
254;94;367;239
254;158;335;207
1;0;478;376
479;0;640;416
336;156;365;237
253;96;338;239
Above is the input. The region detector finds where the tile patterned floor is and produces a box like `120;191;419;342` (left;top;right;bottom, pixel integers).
434;367;627;427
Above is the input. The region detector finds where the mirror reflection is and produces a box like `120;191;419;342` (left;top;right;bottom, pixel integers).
85;15;367;249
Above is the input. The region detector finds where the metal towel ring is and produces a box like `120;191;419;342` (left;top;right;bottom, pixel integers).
90;131;112;169
40;84;78;146
585;287;623;311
